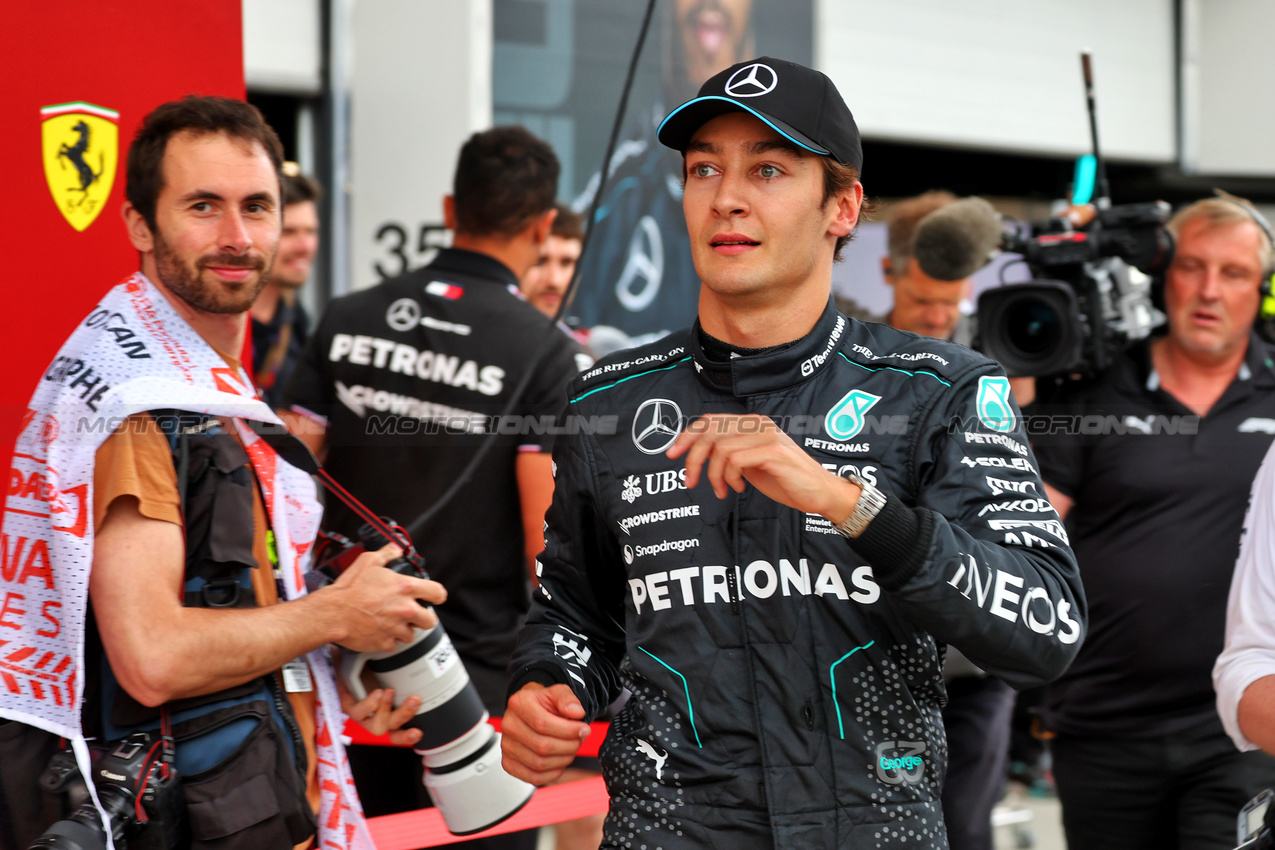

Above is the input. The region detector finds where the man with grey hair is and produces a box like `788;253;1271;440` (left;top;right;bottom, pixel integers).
836;191;973;343
1034;194;1275;850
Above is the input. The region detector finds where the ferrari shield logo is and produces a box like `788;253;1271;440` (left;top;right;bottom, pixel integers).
976;376;1016;433
41;102;119;232
825;389;881;441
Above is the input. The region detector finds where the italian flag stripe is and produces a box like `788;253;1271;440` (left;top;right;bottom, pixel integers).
40;102;120;121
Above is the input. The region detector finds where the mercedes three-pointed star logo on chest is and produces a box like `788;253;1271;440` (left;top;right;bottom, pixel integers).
632;398;684;455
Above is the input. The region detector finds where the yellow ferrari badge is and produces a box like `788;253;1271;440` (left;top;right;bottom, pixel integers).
41;102;119;232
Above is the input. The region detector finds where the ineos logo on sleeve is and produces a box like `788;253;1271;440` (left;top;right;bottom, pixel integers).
724;63;778;98
386;298;421;332
632;399;684;454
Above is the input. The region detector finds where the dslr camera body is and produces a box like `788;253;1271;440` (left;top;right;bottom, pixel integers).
977;201;1174;378
307;520;534;835
32;731;185;850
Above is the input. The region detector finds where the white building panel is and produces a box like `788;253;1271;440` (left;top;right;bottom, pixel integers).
817;0;1176;163
243;0;323;94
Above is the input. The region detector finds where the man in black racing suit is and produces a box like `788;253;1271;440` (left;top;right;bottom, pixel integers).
501;58;1086;849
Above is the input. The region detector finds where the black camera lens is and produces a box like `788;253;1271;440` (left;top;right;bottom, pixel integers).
977;281;1084;377
1004;297;1062;360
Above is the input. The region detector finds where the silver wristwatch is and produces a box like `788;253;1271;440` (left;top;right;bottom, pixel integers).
834;473;887;539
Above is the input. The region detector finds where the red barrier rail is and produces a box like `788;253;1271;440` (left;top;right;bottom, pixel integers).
367;776;609;849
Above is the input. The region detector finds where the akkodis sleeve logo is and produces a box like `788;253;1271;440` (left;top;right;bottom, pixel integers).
825;389;881;441
976;376;1016;433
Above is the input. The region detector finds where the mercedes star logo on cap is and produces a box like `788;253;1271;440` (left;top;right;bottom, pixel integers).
724;63;778;98
632;398;684;455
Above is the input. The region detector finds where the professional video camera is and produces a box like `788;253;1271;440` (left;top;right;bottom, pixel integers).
911;53;1175;378
31;731;185;850
1237;789;1275;849
911;195;1174;378
976;200;1173;376
307;520;534;836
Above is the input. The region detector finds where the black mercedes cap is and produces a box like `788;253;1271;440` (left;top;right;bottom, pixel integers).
657;56;862;171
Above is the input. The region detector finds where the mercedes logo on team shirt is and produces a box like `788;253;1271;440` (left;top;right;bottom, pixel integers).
632;398;684;455
386;298;421;332
725;63;778;98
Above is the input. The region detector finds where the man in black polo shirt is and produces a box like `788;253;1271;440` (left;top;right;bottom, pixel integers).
282;127;588;840
1034;195;1275;850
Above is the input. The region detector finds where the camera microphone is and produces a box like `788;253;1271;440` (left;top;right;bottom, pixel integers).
911;197;1004;281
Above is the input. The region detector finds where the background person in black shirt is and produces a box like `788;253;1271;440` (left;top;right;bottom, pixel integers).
283;127;587;847
1034;195;1275;850
251;167;320;407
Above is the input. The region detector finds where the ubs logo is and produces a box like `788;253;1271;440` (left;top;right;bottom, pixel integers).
632;399;684;455
725;63;778;98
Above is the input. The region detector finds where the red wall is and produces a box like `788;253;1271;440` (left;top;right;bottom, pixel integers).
0;1;245;475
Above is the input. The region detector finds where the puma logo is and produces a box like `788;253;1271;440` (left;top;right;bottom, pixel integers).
635;737;669;781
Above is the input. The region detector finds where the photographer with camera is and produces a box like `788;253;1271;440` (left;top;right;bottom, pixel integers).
501;57;1085;849
1034;195;1275;850
0;96;446;850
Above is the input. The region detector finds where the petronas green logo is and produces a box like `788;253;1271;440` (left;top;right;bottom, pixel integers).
977;376;1016;433
825;389;881;441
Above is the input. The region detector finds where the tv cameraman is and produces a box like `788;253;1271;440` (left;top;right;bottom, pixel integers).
0;96;444;850
1035;196;1275;850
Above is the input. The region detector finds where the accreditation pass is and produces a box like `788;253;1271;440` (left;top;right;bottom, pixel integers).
282;658;314;693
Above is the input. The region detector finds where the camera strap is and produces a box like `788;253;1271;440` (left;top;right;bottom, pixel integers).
242;420;412;553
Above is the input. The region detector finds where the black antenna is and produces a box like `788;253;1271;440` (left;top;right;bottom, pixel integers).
1081;52;1111;207
402;0;661;539
553;0;660;324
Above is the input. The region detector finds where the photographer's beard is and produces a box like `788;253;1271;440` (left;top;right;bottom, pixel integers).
152;226;274;315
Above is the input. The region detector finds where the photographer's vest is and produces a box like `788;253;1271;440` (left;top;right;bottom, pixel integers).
86;409;320;848
0;274;372;850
